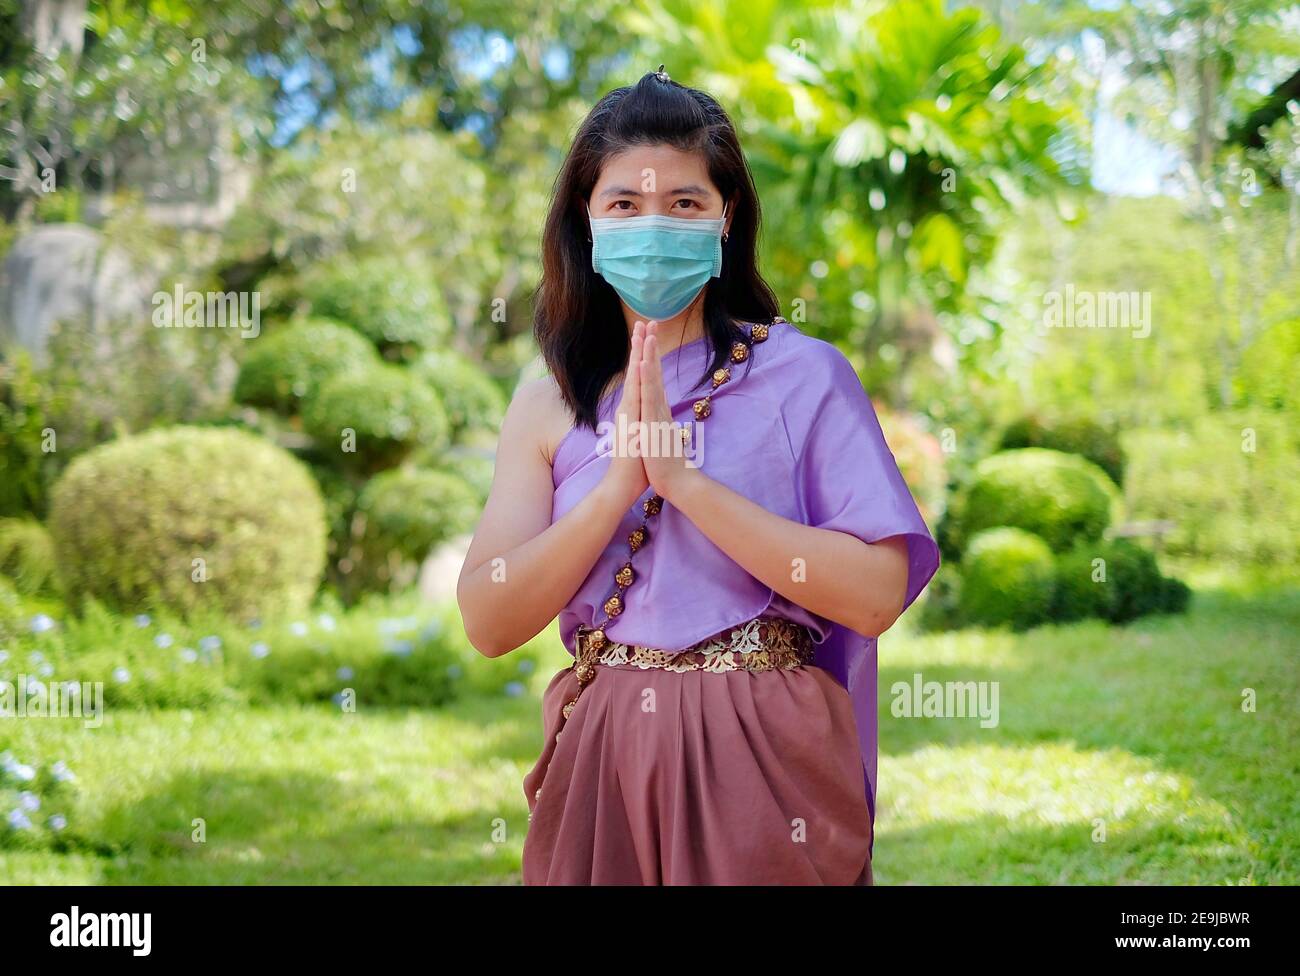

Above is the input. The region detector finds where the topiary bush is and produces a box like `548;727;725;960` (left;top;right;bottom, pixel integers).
301;255;451;355
48;426;327;620
411;350;507;441
957;527;1056;630
234;317;378;413
337;468;480;597
945;448;1120;557
1051;538;1191;624
917;565;963;632
356;468;479;561
0;518;58;595
302;363;450;473
998;413;1125;485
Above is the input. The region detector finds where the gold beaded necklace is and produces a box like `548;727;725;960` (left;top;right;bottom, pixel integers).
562;317;779;720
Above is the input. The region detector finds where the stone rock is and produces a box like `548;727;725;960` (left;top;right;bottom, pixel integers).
0;223;153;364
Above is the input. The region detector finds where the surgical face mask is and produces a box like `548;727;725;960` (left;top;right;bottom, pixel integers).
588;203;728;320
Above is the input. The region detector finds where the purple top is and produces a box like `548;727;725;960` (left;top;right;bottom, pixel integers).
550;319;940;835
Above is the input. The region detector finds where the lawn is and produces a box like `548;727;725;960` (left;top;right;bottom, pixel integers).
2;577;1296;885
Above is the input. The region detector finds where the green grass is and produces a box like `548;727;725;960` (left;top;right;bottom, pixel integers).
0;696;544;884
2;578;1296;884
876;579;1300;884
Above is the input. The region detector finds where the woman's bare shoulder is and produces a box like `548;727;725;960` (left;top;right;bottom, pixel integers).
505;373;575;466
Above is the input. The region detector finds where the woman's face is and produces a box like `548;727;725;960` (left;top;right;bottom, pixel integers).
588;144;733;234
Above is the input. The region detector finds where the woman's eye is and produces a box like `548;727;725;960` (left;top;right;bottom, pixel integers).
612;200;634;211
673;199;699;209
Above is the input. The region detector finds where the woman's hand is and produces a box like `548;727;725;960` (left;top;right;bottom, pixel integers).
639;322;705;504
600;320;651;510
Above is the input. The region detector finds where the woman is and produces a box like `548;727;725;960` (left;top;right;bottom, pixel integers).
456;67;939;885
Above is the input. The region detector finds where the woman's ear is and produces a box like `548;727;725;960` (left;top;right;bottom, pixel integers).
724;194;739;238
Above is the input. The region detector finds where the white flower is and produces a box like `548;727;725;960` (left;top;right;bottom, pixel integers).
38;663;54;677
336;666;354;681
51;761;75;783
378;617;416;635
112;667;131;684
6;809;32;830
48;814;67;831
504;681;526;698
250;641;270;659
317;613;337;632
134;614;152;628
17;791;39;812
179;647;198;663
0;649;8;665
29;614;55;634
154;633;174;649
290;622;308;637
199;635;222;652
5;755;36;782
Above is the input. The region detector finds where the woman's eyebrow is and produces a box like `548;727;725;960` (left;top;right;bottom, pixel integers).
596;184;712;199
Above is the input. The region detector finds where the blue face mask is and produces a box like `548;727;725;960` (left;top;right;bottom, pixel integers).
588;203;728;320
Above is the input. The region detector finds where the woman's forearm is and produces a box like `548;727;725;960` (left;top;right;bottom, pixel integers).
665;467;910;638
457;478;634;657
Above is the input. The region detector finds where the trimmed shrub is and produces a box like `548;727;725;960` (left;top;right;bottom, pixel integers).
998;413;1125;485
0;519;58;595
356;468;479;561
301;256;451;354
1052;538;1191;624
446;450;494;503
234;317;378;413
946;448;1120;556
917;565;963;632
302;363;450;472
48;426;326;620
411;350;506;440
957;527;1056;630
337;468;479;597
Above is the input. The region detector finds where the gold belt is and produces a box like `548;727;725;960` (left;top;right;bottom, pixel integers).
562;616;814;719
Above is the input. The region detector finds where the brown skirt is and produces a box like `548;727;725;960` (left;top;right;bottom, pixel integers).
521;657;873;885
